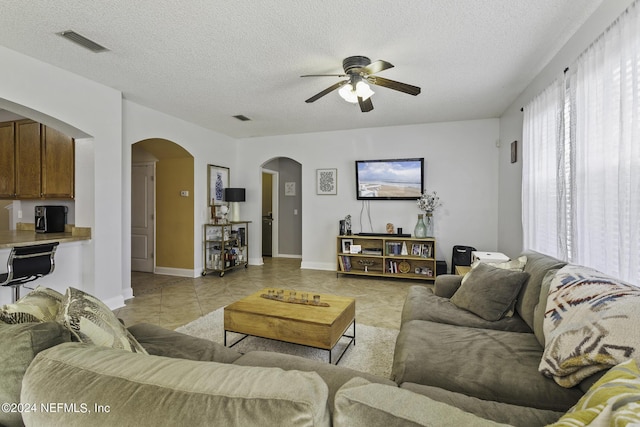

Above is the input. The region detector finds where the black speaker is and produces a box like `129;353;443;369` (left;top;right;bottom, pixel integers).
436;260;447;277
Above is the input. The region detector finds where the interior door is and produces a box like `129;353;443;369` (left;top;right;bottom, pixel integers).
131;163;155;272
262;172;273;256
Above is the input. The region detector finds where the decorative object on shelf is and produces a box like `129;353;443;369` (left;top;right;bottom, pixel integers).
339;220;346;235
345;215;352;235
417;190;442;213
317;168;338;195
401;242;408;255
224;188;246;222
208;164;229;206
358;259;375;273
386;223;394;234
414;214;427;238
216;205;229;223
284;182;296;196
424;213;434;237
398;261;411;273
417;190;442;238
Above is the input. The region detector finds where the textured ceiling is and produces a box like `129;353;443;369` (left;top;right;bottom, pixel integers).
0;1;603;138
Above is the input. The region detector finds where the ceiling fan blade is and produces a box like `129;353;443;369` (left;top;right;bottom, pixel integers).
363;60;394;75
300;74;347;78
358;96;374;112
305;80;348;103
366;76;421;96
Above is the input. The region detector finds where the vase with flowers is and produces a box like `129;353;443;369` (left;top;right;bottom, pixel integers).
415;191;441;237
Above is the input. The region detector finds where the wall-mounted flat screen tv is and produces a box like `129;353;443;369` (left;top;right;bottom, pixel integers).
355;158;424;200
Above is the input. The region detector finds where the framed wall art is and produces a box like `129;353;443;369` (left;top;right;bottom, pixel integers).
208;164;229;206
511;141;518;164
284;182;296;196
317;168;337;195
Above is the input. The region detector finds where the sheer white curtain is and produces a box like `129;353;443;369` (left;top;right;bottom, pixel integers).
570;3;640;283
523;1;640;285
522;79;566;260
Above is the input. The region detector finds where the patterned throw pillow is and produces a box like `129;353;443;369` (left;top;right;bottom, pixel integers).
0;286;64;324
56;287;148;354
540;265;640;387
550;359;640;426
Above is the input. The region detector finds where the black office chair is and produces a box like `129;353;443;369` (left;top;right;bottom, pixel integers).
451;245;476;274
0;242;59;303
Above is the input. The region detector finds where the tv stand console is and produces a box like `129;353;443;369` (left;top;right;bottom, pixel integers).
337;234;436;281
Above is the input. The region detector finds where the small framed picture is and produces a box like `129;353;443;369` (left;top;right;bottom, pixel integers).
511;141;518;163
411;243;422;256
317;168;337;195
421;244;432;258
341;239;353;253
285;182;296;196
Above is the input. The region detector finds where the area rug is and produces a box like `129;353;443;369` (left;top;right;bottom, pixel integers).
175;307;398;379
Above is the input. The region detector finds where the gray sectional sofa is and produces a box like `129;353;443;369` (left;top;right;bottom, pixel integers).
2;250;635;426
391;250;575;426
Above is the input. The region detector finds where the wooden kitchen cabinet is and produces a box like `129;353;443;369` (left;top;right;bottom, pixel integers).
0;121;15;198
1;119;74;200
42;125;74;198
15;120;42;198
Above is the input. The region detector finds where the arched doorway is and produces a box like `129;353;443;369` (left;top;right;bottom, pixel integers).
261;157;302;259
131;139;194;275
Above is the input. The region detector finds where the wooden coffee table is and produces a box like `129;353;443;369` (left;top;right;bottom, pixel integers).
224;288;356;364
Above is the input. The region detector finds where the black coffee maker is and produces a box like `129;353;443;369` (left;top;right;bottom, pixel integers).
35;206;68;233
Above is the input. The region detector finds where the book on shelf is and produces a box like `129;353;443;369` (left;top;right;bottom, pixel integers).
339;256;352;272
343;256;351;272
362;248;382;255
387;260;398;274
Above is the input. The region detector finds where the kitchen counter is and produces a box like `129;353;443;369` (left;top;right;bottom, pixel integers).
0;225;91;249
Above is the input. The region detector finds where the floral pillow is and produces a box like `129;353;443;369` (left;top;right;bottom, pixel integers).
0;286;64;324
56;287;147;354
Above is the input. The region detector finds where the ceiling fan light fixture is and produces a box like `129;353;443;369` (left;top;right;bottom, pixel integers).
338;80;374;104
338;83;358;103
355;81;374;100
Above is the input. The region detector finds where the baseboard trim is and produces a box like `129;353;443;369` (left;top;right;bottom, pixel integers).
277;254;303;259
102;295;126;310
154;267;197;278
300;261;334;271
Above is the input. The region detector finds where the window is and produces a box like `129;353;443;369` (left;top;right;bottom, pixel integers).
523;2;640;285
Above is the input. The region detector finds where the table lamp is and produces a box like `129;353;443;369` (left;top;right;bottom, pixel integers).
224;188;246;222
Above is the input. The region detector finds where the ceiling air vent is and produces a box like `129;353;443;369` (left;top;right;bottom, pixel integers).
57;30;109;53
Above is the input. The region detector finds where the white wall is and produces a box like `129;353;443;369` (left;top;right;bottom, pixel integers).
497;0;635;258
0;45;124;307
237;119;500;271
122;101;237;277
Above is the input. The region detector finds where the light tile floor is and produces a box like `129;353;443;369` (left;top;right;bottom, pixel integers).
114;258;423;330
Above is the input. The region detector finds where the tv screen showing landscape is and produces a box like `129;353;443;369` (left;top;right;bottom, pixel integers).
355;158;424;200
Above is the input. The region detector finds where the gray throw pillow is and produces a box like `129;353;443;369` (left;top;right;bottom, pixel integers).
450;263;530;321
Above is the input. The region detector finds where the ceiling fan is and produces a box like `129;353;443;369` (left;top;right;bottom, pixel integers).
301;56;421;113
